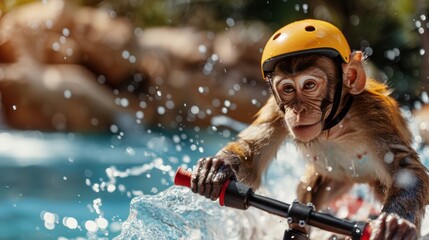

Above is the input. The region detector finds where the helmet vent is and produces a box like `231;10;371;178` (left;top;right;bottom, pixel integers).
305;25;316;32
272;32;282;40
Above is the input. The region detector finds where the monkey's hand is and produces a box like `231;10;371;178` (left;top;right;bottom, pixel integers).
369;212;418;240
190;157;236;201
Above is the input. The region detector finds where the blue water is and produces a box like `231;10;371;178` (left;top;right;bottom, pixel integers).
0;128;232;239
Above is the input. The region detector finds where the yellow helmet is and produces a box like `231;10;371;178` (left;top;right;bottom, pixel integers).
261;19;351;79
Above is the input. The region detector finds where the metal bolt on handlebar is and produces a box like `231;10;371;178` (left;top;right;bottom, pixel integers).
288;200;313;226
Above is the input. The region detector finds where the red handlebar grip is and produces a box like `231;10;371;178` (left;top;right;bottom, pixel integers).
360;224;372;240
174;167;192;188
174;167;231;207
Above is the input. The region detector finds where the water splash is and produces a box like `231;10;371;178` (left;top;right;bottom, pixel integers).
89;158;175;197
114;187;258;240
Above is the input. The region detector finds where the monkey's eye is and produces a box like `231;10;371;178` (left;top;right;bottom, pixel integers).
303;81;316;90
282;85;295;93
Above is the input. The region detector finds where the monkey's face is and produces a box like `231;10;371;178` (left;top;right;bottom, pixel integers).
272;59;333;142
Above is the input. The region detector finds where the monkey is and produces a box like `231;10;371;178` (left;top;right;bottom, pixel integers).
190;19;429;239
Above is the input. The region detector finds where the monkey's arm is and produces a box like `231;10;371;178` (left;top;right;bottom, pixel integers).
216;96;288;188
191;96;288;199
380;146;429;229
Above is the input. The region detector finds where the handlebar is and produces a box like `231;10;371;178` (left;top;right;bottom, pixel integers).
174;167;372;240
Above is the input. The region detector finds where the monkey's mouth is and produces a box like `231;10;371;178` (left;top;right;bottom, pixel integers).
294;121;321;130
292;121;323;141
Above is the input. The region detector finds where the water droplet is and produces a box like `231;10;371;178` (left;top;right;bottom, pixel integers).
45;19;53;29
122;50;130;59
107;184;116;193
212;99;221;107
395;169;417;188
64;90;72;99
302;4;309;13
226;17;235;27
43;211;56;223
165;100;175;109
12;105;17;111
120;98;129;107
63;217;78;229
95;217;108;229
224;100;231;107
190;106;200;115
92;183;100;193
157;106;166;115
52;42;60;52
62;28;70;37
384;151;394;164
125;147;135;156
294;4;300;11
97;75;106;84
183;155;191;163
211;54;219;61
198;44;207;54
110;124;119;133
136;111;144;119
85;220;98;232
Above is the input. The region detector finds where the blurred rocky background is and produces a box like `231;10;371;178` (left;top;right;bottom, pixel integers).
0;0;428;134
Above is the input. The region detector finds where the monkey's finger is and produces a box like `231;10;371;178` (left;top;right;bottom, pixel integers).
210;157;223;172
198;157;213;196
384;214;399;240
210;164;233;200
391;218;417;240
191;158;206;193
204;158;219;199
370;213;387;240
192;157;211;194
197;157;213;196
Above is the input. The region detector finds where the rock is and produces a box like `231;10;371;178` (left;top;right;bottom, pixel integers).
0;2;271;132
0;62;132;132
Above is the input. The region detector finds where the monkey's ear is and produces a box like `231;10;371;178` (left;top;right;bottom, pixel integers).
342;51;366;95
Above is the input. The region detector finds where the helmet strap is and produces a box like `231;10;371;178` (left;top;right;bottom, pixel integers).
322;59;354;130
267;75;286;112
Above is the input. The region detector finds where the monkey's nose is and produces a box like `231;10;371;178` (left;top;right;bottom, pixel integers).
293;106;305;114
